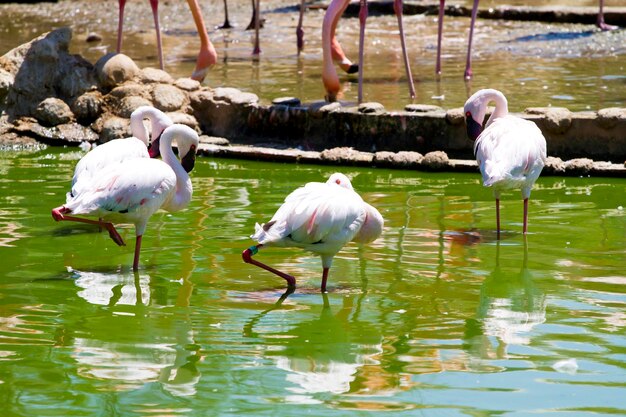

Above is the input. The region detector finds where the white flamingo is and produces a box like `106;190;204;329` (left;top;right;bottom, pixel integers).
463;89;546;238
71;106;172;198
242;173;384;292
52;124;199;270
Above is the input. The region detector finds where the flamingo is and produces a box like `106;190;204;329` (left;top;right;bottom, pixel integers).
463;89;546;238
242;173;384;292
71;106;172;198
52;124;199;270
322;0;415;102
597;0;618;31
435;0;479;79
116;0;217;82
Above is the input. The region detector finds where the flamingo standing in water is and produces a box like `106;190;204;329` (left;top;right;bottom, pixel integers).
242;173;384;292
597;0;618;31
71;106;172;198
52;124;199;271
464;89;546;238
116;0;217;81
322;0;415;102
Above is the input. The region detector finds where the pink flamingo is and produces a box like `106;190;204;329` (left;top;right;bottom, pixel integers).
116;0;217;81
436;0;479;79
52;124;199;270
322;0;415;102
464;89;547;238
242;173;384;292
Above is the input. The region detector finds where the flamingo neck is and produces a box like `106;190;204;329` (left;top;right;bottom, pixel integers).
129;107;171;146
159;128;192;212
354;203;384;244
484;89;509;127
129;113;150;146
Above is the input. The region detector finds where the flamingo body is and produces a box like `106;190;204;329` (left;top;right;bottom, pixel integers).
244;173;383;292
464;89;546;236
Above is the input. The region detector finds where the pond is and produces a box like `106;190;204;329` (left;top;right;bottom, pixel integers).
1;0;625;112
1;147;625;415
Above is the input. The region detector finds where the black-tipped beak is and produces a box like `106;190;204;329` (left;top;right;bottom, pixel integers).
465;113;483;141
181;145;197;173
148;135;161;158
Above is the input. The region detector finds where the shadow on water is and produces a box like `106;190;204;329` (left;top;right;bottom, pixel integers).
513;30;597;42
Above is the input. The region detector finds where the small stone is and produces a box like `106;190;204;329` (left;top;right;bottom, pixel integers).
118;96;153;118
272;97;301;107
358;102;385;114
35;97;73;126
526;107;572;134
445;108;465;125
544;156;566;173
95;53;140;89
374;151;423;167
152;84;187;112
564;158;594;173
317;102;341;113
422;151;449;170
320;147;373;164
597;107;626;129
174;77;201;92
86;32;102;43
99;116;130;142
213;87;259;105
168;112;199;130
71;92;103;123
140;67;174;84
200;135;230;146
405;104;443;113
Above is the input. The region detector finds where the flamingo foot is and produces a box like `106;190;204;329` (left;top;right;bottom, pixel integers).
106;225;126;247
242;245;296;288
218;20;233;29
51;206;69;222
464;67;473;80
598;22;618;31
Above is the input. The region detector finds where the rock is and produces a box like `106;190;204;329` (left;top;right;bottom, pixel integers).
200;135;230;146
272;97;301;107
140;67;174;84
152;84;187;112
597;107;626;129
13;117;98;144
168;112;199;130
446;107;465;125
544;156;566;173
95;53;140;89
421;151;449;170
71;92;103;123
35;97;73;126
374;151;423;167
213;87;258;105
358;102;385;114
98;116;130;142
320;147;373;164
118;96;153;118
564;158;594;173
405;104;443;113
109;82;147;99
189;90;214;111
85;33;102;43
174;77;201;92
526;107;572;134
316;102;342;114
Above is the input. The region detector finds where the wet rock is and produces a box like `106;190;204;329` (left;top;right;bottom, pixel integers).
446;107;465;125
0;69;14;102
405;104;443;113
109;82;147;99
168;111;199;130
596;107;626;129
95;53;140;90
564;158;594;174
200;135;230;146
174;77;201;92
544;156;566;173
189;90;214;111
374;151;423;168
118;96;153;118
272;97;301;107
97;116;130;142
313;102;341;114
320;147;373;164
13;117;98;144
526;107;572;134
35;97;73;126
140;67;174;84
358;102;385;114
213;87;258;105
71;92;103;124
421;151;450;170
152;84;187;112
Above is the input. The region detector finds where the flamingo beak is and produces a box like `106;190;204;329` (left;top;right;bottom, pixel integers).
148;134;161;158
181;145;197;173
465;112;483;141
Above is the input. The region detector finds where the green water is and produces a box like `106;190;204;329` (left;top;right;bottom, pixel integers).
1;147;625;416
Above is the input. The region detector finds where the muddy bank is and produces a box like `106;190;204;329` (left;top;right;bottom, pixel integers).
0;28;624;177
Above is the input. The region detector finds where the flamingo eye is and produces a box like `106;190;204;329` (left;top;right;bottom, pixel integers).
335;179;341;184
465;111;472;117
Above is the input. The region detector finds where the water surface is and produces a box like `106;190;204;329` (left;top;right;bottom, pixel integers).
0;148;625;415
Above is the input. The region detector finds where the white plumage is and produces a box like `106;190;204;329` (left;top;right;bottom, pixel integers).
243;173;384;292
52;124;199;270
464;89;547;236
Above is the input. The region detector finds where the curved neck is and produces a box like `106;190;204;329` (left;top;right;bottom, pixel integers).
129;107;172;146
159;126;192;212
129;113;150;146
484;89;509;127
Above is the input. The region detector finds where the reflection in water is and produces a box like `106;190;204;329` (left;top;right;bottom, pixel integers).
72;268;150;306
464;239;546;361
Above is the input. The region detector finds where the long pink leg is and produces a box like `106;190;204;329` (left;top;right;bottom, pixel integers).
464;0;479;80
597;0;618;31
393;0;415;98
320;267;330;293
51;207;126;247
133;235;143;271
495;198;501;240
117;0;127;53
357;0;368;103
252;0;261;56
242;244;296;288
296;0;306;53
187;0;218;82
149;0;164;70
523;198;529;235
436;0;444;75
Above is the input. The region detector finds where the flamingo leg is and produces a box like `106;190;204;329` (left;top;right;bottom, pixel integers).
220;0;233;29
320;267;330;293
186;0;218;82
133;235;143;271
393;0;415;99
246;0;264;30
242;245;296;288
357;0;368;103
116;0;127;53
436;0;445;75
597;0;618;31
148;0;164;70
495;198;501;240
523;198;529;235
296;0;306;53
252;0;261;56
51;207;126;247
464;0;479;80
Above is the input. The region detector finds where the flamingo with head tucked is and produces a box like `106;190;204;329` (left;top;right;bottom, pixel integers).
242;173;384;292
116;0;217;81
464;89;546;238
52;124;199;271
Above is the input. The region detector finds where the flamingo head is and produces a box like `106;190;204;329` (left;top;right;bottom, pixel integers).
180;144;197;173
148;134;161;158
463;97;487;141
327;173;353;190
